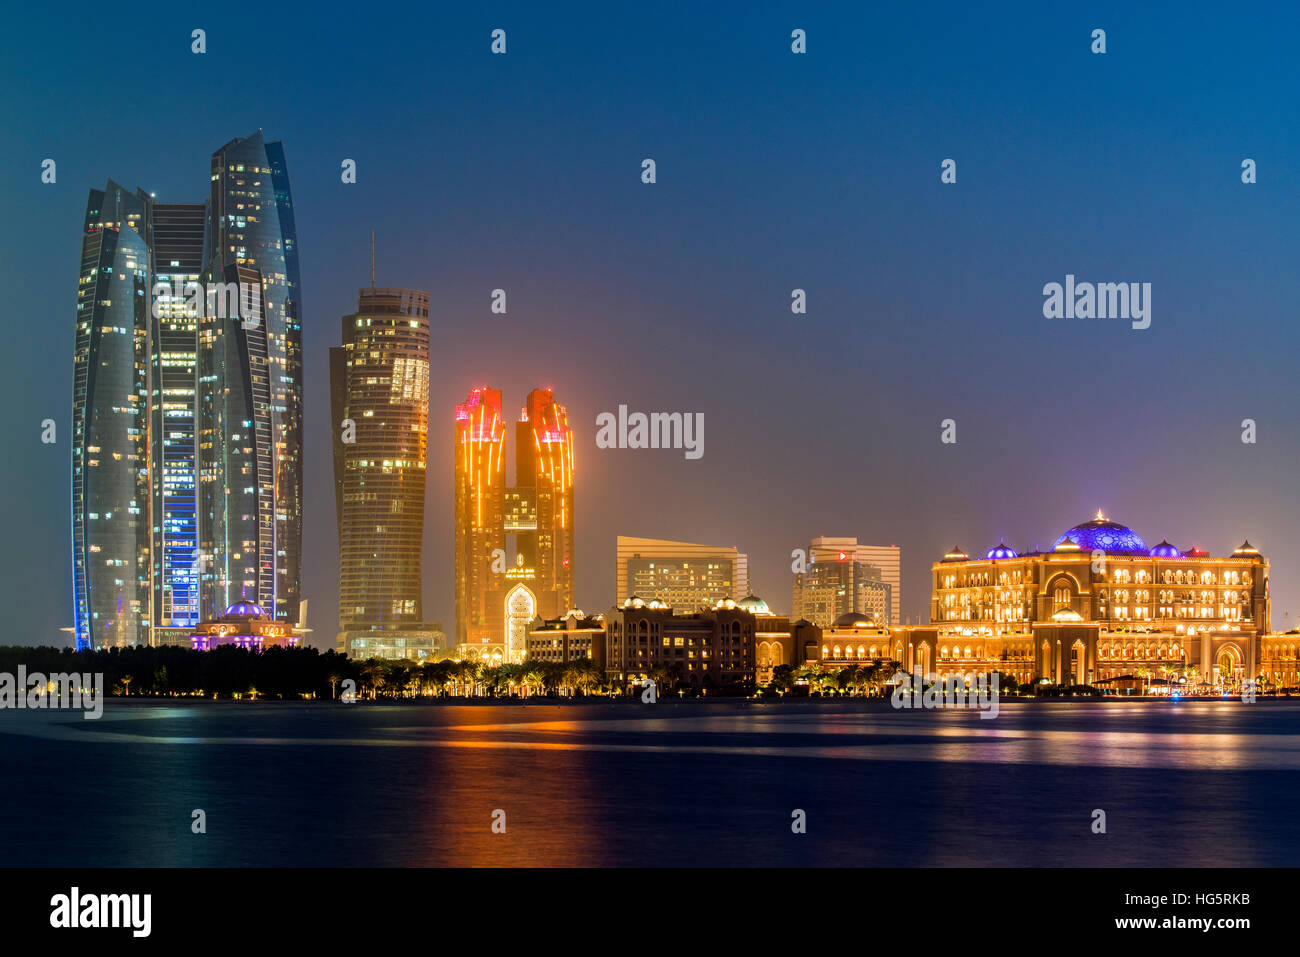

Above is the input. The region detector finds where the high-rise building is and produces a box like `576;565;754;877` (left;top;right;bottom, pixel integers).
799;537;901;626
72;182;153;649
615;536;748;614
331;284;440;659
149;201;206;643
454;386;575;661
203;131;303;621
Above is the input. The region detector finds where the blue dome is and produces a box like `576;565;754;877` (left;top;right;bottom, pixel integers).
985;539;1018;560
1053;516;1148;556
1149;540;1182;558
222;600;269;619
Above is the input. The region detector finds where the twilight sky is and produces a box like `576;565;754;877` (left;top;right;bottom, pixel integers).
3;1;1299;646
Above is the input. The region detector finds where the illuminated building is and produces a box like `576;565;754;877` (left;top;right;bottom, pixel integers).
330;284;438;659
189;600;303;651
149;201;206;646
910;512;1271;689
527;611;606;669
615;537;748;614
454;387;575;661
604;597;756;692
792;537;894;629
202;131;303;623
797;537;899;626
72;182;152;649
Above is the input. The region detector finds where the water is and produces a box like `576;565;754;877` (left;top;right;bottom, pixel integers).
2;698;1297;866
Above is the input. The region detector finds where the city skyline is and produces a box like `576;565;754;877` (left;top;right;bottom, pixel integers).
7;4;1300;649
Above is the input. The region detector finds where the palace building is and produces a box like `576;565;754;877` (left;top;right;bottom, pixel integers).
913;512;1273;690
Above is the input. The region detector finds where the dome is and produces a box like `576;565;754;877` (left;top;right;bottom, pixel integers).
713;597;737;610
1053;512;1147;556
985;539;1018;560
623;595;647;609
221;600;268;619
564;608;587;619
735;594;771;615
832;611;876;629
1233;540;1259;556
1051;608;1084;622
941;545;968;563
1149;540;1182;558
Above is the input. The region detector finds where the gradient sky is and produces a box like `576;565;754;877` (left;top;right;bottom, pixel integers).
3;1;1299;646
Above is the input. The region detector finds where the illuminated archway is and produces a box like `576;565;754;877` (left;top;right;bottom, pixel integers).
504;583;537;664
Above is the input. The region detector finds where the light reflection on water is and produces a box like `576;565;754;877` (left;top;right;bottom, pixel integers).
1;699;1296;867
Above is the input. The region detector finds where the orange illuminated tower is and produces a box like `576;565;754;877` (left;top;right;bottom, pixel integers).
454;386;574;660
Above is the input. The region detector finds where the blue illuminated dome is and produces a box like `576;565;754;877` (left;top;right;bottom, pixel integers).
222;600;269;619
1052;513;1148;556
985;539;1018;560
1149;540;1182;558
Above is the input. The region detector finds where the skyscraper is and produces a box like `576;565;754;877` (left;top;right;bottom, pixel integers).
72;182;153;649
799;537;901;626
614;536;749;614
203;131;303;621
149;201;206;641
331;283;441;659
454;387;575;661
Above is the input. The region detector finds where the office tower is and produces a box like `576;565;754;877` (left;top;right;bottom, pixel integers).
800;537;901;626
149;202;206;642
454;387;575;661
203;131;303;620
792;543;893;629
615;536;748;614
72;182;153;649
331;284;442;659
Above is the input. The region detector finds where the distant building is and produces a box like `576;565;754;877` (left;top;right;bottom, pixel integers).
796;538;900;626
604;597;756;692
527;611;606;670
190;601;303;651
615;536;748;614
330;284;439;659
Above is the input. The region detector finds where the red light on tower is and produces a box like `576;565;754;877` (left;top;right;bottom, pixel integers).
838;551;847;561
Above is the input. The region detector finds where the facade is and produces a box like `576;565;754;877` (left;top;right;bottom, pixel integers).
454;387;575;662
527;611;606;669
72;183;153;648
604;597;756;692
793;538;894;630
203;131;303;622
914;513;1270;689
189;599;303;651
615;536;748;614
330;285;436;658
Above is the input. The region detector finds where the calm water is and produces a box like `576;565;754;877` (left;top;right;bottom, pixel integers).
2;698;1297;866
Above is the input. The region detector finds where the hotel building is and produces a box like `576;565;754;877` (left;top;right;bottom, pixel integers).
454;387;575;661
527;611;606;670
330;284;438;659
615;536;748;614
914;512;1271;689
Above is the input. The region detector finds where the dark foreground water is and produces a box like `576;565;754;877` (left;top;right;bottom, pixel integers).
2;698;1297;866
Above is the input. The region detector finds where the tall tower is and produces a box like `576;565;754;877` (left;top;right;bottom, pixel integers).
454;387;506;650
203;131;302;621
454;387;575;661
149;202;206;638
331;284;439;658
516;388;574;618
72;182;152;649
